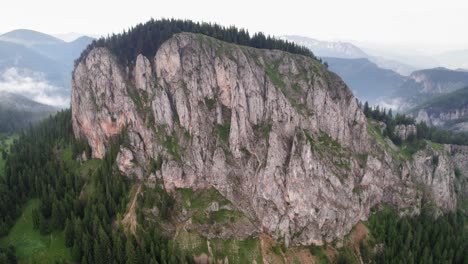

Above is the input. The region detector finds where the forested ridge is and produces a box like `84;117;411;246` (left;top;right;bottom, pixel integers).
0;106;55;134
77;18;317;68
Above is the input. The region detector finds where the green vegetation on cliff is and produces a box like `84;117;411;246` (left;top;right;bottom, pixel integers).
363;101;468;146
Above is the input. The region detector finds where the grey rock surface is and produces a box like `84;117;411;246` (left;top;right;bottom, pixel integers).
72;33;464;245
394;124;417;140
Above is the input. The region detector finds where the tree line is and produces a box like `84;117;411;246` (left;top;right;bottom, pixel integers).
76;18;317;69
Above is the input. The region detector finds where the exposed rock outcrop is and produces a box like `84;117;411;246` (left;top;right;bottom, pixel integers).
446;145;468;199
383;68;468;112
415;109;468;132
394;124;417;140
409;69;468;94
408;146;457;211
72;33;463;246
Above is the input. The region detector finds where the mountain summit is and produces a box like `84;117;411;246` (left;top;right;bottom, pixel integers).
71;20;465;254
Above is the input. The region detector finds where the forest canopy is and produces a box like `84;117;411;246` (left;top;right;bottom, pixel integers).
76;18;317;68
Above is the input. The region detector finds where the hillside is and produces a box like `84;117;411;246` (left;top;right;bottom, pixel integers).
285;46;468;111
0;91;57;133
0;40;66;86
378;67;468;111
32;36;94;67
0;29;64;46
400;67;468;95
367;55;416;76
324;57;406;103
0;30;93;106
409;86;468;131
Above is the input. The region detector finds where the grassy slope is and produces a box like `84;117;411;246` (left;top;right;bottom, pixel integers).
0;144;102;263
0;199;72;264
0;134;18;178
174;229;264;264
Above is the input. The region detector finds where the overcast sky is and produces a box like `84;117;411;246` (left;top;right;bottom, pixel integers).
2;0;467;53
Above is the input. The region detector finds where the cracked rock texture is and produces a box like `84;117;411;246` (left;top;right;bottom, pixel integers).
72;33;465;245
394;124;417;140
415;109;468;132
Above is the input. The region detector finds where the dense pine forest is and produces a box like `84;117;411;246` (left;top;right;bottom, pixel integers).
331;206;467;264
77;18;317;68
365;207;467;264
0;111;188;263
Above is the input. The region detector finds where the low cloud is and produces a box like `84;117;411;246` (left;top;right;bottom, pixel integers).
375;97;407;112
0;68;70;108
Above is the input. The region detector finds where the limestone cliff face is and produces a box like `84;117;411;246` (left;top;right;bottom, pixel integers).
415;109;468;132
407;146;458;210
410;70;467;94
394;124;417;140
447;145;468;199
72;33;463;245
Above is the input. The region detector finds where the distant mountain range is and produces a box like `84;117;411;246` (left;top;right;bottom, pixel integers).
283;35;417;76
283;35;367;58
323;57;468;113
0;91;56;112
324;57;406;103
0;29;93;107
0;91;57;133
0;29;63;46
53;32;102;42
366;56;416;76
388;68;468;110
397;67;468;96
274;36;468;116
0;40;67;86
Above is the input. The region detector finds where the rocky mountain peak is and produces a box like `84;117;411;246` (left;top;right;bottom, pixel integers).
72;32;464;246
